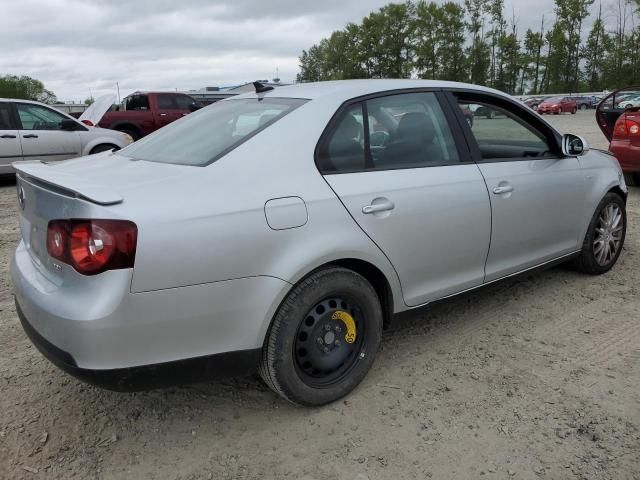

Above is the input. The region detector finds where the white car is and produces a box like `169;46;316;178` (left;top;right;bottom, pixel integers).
0;98;132;176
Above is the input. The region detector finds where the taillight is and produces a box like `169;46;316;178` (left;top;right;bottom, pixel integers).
81;119;94;126
47;219;137;275
613;116;640;138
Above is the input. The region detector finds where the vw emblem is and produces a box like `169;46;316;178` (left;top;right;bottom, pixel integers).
17;183;25;210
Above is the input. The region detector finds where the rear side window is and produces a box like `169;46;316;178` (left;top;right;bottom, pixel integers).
318;92;460;173
125;95;150;111
0;103;15;130
120;98;306;166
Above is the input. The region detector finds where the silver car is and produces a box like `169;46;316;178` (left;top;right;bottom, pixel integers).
0;98;132;176
11;80;627;406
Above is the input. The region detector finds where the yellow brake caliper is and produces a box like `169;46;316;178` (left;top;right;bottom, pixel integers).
331;310;357;344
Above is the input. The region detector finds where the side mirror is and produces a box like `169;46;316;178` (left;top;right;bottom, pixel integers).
60;118;79;131
562;134;589;156
188;102;203;112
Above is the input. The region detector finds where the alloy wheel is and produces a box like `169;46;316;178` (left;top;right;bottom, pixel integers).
593;203;624;266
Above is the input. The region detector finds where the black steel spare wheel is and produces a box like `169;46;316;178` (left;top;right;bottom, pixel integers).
259;266;383;406
294;297;365;387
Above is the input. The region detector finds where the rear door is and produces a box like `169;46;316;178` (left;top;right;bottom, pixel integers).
0;101;22;174
15;102;82;161
319;91;491;307
450;91;585;282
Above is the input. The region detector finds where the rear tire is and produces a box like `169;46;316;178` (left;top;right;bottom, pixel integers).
571;107;577;114
574;193;626;275
259;266;383;406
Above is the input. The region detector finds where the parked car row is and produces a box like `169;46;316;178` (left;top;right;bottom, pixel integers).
522;95;601;113
11;80;627;406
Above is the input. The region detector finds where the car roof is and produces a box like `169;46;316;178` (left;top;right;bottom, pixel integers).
0;98;49;105
231;79;512;103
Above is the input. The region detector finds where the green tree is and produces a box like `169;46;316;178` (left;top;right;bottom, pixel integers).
436;2;467;81
414;1;441;79
581;5;609;90
0;75;57;103
464;0;490;85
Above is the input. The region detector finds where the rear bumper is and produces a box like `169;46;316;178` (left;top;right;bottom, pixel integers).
610;140;640;172
16;298;260;391
11;241;290;385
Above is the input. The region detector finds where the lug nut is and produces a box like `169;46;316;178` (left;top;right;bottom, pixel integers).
323;346;329;353
334;340;341;347
317;337;323;345
324;324;332;331
335;325;342;333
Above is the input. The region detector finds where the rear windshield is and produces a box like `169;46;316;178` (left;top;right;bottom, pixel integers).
119;98;306;166
545;97;563;103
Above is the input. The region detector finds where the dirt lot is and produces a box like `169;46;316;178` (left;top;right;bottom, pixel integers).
1;111;639;480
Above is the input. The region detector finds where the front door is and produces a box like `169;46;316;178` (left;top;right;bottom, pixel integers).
319;92;491;306
15;102;82;161
154;94;189;128
0;102;22;174
452;93;586;282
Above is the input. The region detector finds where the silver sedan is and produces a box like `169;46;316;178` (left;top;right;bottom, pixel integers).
11;80;627;406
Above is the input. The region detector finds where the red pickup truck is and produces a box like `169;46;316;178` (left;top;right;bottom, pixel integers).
96;92;201;140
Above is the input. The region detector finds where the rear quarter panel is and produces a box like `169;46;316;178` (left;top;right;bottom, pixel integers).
110;98;406;312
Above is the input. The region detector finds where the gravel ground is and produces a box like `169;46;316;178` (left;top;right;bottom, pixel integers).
0;111;638;480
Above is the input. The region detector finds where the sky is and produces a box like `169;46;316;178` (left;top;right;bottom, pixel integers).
2;0;609;102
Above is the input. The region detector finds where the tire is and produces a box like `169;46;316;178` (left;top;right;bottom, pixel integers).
574;193;626;275
580;104;587;111
116;127;140;141
260;266;383;406
571;107;577;114
90;144;118;155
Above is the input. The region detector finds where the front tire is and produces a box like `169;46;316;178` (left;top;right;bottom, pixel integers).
90;144;118;155
260;267;383;406
571;107;577;114
575;193;626;275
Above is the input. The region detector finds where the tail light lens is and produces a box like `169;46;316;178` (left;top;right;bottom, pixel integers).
613;116;640;138
47;219;137;275
81;119;94;126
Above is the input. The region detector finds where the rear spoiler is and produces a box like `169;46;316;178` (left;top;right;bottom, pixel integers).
13;161;123;205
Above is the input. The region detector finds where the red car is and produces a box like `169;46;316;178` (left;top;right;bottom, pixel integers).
96;92;201;140
537;96;578;115
597;87;640;184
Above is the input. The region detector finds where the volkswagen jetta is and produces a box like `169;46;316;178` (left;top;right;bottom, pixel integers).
11;80;627;405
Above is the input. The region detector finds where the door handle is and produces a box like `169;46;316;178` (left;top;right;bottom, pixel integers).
492;185;514;195
362;200;395;214
23;134;39;138
1;134;16;139
159;113;167;116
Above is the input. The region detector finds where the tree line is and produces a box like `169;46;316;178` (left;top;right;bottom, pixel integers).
297;0;640;95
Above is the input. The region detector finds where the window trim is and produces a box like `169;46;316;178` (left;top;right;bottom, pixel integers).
444;89;565;164
315;88;474;175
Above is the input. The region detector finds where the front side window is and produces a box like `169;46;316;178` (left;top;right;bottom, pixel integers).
16;103;66;130
175;95;195;109
120;98;306;166
319;92;460;173
457;98;553;160
156;94;176;110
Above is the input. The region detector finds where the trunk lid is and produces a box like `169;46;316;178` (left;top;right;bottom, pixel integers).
13;152;196;282
596;87;640;142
